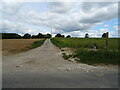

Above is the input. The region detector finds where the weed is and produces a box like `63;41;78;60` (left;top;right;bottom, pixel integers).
62;53;72;60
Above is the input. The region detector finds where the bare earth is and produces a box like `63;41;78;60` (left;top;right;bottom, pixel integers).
2;39;118;88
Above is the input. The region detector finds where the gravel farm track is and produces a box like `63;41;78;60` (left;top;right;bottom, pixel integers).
2;39;118;88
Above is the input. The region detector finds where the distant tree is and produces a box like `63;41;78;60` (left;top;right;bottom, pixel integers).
23;33;31;39
55;34;65;38
55;34;62;37
37;33;43;38
85;33;89;38
44;34;51;38
31;35;37;38
102;33;106;38
61;35;65;38
66;35;71;38
2;33;21;39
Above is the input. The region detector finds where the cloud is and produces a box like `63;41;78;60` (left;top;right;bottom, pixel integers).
24;2;117;32
50;2;75;13
81;2;115;13
1;20;42;35
103;25;109;27
1;1;23;15
113;26;118;30
80;3;118;24
1;1;118;37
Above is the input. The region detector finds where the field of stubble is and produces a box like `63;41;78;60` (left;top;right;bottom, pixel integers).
2;39;43;55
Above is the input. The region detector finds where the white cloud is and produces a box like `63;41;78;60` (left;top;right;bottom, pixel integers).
50;2;75;13
103;25;109;27
1;1;23;15
113;26;118;30
1;1;118;37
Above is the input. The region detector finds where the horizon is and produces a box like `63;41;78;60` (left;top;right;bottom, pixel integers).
1;32;119;38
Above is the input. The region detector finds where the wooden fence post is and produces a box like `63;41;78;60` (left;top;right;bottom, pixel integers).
105;32;109;49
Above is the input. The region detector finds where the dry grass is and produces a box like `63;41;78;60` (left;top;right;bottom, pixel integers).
2;39;43;55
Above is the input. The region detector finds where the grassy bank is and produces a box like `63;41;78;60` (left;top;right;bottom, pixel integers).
29;39;46;49
51;38;119;65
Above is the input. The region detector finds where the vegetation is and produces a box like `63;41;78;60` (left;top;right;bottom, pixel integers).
102;33;107;38
51;37;119;65
62;53;72;60
1;33;51;39
2;33;21;39
29;39;46;49
23;33;31;39
74;49;118;65
51;37;118;50
66;35;71;38
55;33;65;38
85;33;89;38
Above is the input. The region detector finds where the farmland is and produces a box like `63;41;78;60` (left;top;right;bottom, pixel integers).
51;38;119;65
2;39;45;55
51;38;118;50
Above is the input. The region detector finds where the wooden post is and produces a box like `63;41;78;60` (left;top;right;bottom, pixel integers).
105;32;109;49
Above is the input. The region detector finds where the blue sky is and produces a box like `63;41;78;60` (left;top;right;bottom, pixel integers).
0;1;118;37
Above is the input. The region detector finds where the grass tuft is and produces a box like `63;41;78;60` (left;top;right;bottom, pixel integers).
62;53;72;60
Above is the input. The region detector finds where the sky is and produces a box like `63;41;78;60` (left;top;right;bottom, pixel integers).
0;0;119;37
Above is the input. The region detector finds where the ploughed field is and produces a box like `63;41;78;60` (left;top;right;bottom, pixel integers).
2;39;44;55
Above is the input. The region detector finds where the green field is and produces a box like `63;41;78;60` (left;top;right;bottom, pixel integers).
51;38;119;65
51;37;118;50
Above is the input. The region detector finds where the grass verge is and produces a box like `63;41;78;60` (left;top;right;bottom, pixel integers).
29;39;46;49
74;49;119;65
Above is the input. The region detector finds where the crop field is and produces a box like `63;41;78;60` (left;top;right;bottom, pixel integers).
2;39;45;55
51;38;119;65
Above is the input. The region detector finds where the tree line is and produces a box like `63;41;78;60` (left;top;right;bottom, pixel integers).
1;33;51;39
1;32;108;39
55;33;107;38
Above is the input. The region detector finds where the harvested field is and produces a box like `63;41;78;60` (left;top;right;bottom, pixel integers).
2;39;43;55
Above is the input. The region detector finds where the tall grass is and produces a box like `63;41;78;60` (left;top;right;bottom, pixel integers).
51;37;118;50
74;49;119;65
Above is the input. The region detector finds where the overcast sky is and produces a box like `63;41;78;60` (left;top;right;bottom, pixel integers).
0;0;119;37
